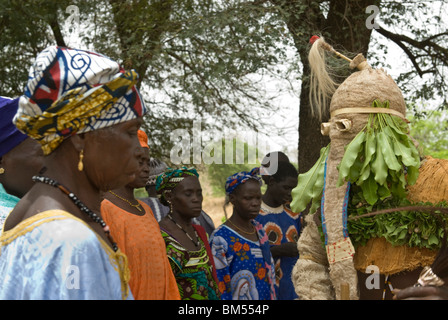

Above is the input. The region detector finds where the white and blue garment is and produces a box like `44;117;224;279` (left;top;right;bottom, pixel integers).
0;210;132;300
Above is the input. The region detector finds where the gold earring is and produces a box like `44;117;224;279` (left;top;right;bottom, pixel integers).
0;168;4;174
78;150;84;172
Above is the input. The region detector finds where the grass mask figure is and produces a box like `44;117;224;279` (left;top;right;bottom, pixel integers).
291;36;448;300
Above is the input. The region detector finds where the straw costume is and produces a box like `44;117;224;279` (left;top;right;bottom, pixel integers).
291;36;448;300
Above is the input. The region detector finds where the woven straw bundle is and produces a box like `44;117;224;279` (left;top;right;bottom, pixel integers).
407;156;448;203
355;156;448;275
354;238;436;275
330;67;406;115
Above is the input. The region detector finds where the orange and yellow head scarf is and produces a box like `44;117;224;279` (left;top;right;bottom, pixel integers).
14;46;148;155
138;130;149;149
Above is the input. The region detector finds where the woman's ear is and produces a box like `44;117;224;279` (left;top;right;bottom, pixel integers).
69;133;86;153
228;192;236;205
266;176;277;187
164;190;173;203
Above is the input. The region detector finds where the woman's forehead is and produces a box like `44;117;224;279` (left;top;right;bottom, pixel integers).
175;175;201;191
235;179;261;195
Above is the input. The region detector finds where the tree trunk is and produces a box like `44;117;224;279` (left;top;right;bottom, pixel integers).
298;58;330;173
274;0;379;173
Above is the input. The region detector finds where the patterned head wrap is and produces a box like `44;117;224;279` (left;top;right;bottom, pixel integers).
0;97;27;157
138;130;149;149
14;46;148;155
155;167;199;205
225;167;262;196
146;158;168;186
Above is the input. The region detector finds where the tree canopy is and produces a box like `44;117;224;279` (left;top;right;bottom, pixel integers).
1;0;447;169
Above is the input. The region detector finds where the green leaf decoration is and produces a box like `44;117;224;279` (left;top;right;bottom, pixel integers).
313;100;438;251
362;174;379;205
346;192;448;250
337;130;366;187
406;164;419;185
361;130;376;174
371;137;388;185
378;131;401;172
290;144;330;214
337;99;421;207
357;164;371;186
377;183;391;200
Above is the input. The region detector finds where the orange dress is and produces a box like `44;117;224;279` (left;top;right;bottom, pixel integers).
101;199;180;300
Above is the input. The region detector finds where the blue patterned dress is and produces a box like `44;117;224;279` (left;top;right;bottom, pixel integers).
255;202;302;300
209;220;276;300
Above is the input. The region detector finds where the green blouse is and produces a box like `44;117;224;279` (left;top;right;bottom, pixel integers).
161;228;220;300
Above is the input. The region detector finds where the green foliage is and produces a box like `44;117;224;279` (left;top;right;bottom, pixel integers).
370;1;448;114
0;0;297;160
409;110;448;160
337;100;421;206
1;0;447;167
347;193;448;250
206;138;263;197
290;144;329;214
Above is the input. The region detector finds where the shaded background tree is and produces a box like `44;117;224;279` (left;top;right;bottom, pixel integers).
267;0;447;172
1;0;299;162
0;0;447;172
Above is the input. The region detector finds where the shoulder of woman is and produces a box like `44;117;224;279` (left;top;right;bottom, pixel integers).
158;216;171;231
100;198;120;213
3;210;106;256
192;223;206;235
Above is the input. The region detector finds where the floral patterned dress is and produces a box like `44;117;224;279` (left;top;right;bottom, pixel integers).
255;202;302;300
161;224;220;300
209;220;277;300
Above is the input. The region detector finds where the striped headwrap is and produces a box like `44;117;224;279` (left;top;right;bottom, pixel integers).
146;158;168;186
225;167;262;196
14;46;148;155
155;167;199;205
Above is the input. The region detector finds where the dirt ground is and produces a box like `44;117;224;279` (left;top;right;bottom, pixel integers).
202;195;226;228
199;173;227;228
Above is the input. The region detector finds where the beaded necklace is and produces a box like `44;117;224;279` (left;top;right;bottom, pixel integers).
32;175;119;252
167;214;201;248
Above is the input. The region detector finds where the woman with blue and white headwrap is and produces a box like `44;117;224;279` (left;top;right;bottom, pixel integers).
0;46;148;300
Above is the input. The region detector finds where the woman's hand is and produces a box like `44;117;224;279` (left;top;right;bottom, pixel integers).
393;286;448;300
270;242;299;258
